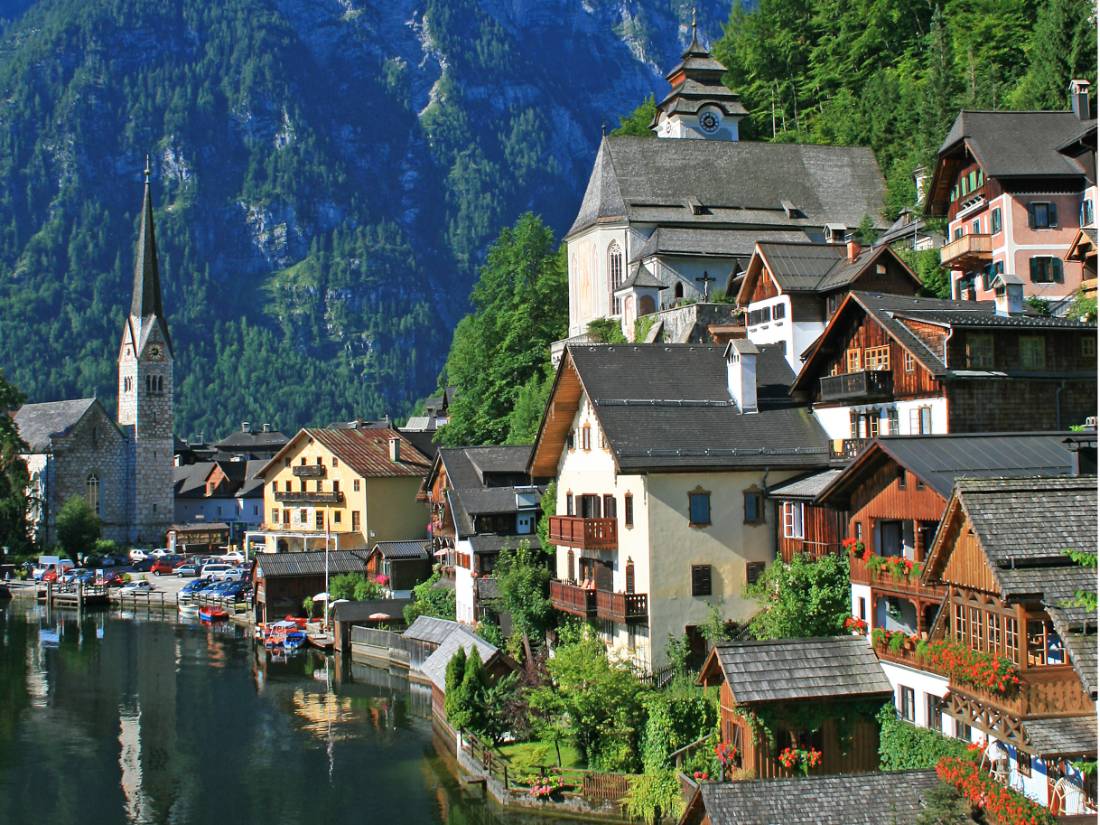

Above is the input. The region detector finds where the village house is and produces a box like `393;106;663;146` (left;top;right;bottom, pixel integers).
1059;121;1098;292
248;426;431;555
678;769;940;825
735;238;922;372
529;342;828;671
252;549;371;624
560;28;887;351
173;458;266;539
790;290;1097;451
364;540;432;599
421;446;543;625
697;636;893;779
925;81;1096;307
916;475;1097;816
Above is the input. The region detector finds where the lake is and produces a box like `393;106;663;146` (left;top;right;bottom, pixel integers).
0;601;561;825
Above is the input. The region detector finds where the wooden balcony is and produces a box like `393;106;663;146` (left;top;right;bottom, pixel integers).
292;464;326;478
596;589;648;624
948;666;1095;744
550;580;596;618
819;370;892;403
940;233;993;268
274;490;344;505
850;554;947;601
548;516;617;550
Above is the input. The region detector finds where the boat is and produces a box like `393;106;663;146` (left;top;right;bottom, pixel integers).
264;620;306;652
198;605;229;622
178;602;199;617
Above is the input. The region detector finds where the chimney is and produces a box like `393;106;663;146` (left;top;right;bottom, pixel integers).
388;436;401;463
913;166;928;205
993;273;1024;317
846;237;861;263
724;339;759;414
262;423;271;433
241;421;251;433
1070;79;1091;120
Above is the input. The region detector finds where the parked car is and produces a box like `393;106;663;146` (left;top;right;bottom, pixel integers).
201;563;233;580
151;556;182;576
129;548;149;562
119;580;154;595
150;548;170;558
180;577;214;596
130;558;154;573
219;550;245;564
220;567;247;583
34;557;74;581
71;569;96;585
96;571;125;587
216;581;247;600
175;561;201;577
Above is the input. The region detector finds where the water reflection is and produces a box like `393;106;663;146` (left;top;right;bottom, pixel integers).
0;603;575;825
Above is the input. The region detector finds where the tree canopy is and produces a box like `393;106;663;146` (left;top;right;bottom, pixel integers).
745;553;851;640
0;371;28;553
55;497;100;558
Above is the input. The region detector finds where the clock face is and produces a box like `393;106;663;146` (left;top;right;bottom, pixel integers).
149;345;161;359
699;110;720;134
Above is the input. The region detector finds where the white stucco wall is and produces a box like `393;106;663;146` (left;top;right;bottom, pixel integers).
881;660;951;734
455;538;475;625
814;397;949;441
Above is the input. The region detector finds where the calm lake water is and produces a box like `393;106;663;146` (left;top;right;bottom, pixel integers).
0;601;559;825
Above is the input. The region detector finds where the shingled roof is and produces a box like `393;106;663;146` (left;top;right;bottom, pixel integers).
557;343;828;472
1021;716;1097;758
260;427;431;480
403;615;462;646
370;540;429;560
702;637;892;704
420;627;504;692
429;446;541;537
567;136;885;239
254;550;369;579
14;398;108;453
747;241;919;297
630;226;808;265
690;769;940;825
938;110;1093;178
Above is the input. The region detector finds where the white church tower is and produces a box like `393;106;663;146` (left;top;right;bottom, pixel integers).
117;159;174;543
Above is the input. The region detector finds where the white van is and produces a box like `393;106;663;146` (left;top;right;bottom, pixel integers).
33;556;74;580
201;563;233;580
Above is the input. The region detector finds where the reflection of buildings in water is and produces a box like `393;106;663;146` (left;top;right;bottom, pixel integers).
118;707;151;824
25;638;49;708
290;689;361;743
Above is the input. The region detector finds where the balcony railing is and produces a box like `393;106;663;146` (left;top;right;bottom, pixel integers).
819;370;893;403
949;666;1095;722
596;589;648;624
940;233;993;268
548;516;618;550
274;491;344;505
292;464;326;478
829;438;869;460
550;580;597;618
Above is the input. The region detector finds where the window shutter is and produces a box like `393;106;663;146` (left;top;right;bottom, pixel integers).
1029;257;1039;282
1053;257;1064;283
1049;202;1057;226
691;564;712;596
746;561;765;586
1027;204;1036;229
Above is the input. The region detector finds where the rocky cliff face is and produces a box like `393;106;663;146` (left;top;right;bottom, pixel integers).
0;0;729;437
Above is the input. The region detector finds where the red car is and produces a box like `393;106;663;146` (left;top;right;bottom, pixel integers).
96;571;125;587
150;556;182;576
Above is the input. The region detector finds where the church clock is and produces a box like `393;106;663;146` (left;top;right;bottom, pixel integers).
698;109;721;134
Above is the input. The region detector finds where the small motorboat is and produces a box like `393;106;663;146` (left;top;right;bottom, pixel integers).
264;620;306;652
199;605;229;622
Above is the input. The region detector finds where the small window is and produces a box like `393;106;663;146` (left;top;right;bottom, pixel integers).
1016;751;1032;778
1083;199;1095;226
904;351;915;372
954;226;964;240
1028;202;1057;229
1020;336;1046;370
887;408;900;435
858;597;867;621
566;431;575;450
743;490;764;525
900;686;916;722
772;303;786;320
332;479;340;494
966;334;994;368
915;477;925;490
991;207;1002;234
299;508;307;523
1029;256;1064;283
271;509;279;523
1083;337;1097;359
300;457;307;465
566;493;575;516
353;479;360;492
967;170;977;192
691;564;712;597
624;493;633;527
603;494;617;519
897;467;907;489
782;501;804;539
955;719;972;741
315;511;324;529
270;482;276;492
334;510;341;524
282;509;290;525
927;695;944;730
351;511;360;530
746;561;765;585
971;219;980;235
688;490;711;526
581;424;592;451
332;457;339;467
865;345;889;371
316;456;323;465
847;348;862;372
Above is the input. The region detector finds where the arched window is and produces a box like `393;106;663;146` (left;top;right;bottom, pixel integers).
86;474;100;515
625;558;635;594
674;281;685;301
608;241;624;314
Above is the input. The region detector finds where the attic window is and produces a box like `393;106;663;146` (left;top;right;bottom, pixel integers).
685;196;709;216
781;200;801;219
875;263;887;275
825;224;846;243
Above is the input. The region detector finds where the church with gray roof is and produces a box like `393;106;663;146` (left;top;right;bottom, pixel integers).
15;163;174;546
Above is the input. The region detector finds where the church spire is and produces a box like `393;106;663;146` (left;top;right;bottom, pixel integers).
132;155;165;322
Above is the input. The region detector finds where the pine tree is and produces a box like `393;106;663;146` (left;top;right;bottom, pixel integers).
1009;0;1098;109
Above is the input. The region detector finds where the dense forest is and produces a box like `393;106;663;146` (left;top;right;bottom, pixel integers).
0;0;724;439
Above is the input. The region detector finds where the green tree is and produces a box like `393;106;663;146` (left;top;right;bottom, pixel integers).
745;553;851;640
1009;0;1097;109
438;213;568;446
494;540;553;664
505;365;553;445
0;371;28;552
611;95;656;137
55;497;100;558
327;572;382;602
444;646;471;729
527;631;646;771
897;247;951;299
403;570;457;624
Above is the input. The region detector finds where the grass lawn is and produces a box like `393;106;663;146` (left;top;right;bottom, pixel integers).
500;740;585;772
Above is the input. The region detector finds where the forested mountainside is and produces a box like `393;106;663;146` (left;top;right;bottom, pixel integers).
0;0;725;438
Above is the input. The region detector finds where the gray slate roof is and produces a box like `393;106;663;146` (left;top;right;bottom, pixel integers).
568;343;829;471
330;598;410;623
756;242;913;294
696;769;940;825
14;398;101;452
769;469;843;500
830;433;1078;501
567;136;885;238
403;615;461;646
1022;716;1098;757
420;627;502;692
710;636;892;704
631;227;808;264
254;550;369;579
939;110;1096;178
371;540;429;560
436;445;540;536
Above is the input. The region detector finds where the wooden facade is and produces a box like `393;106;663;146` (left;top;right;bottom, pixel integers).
776;501;846;563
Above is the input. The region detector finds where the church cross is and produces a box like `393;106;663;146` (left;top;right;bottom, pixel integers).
695;270;716;300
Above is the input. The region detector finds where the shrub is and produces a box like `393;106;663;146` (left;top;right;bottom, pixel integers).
878;705;975;770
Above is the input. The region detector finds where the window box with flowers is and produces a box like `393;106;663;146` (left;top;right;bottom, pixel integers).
936;756;1056;825
844;616;868;635
777;746;823;776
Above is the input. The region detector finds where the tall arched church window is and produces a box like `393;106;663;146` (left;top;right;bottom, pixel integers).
86;474;100;515
608;241;624;314
674;282;685;301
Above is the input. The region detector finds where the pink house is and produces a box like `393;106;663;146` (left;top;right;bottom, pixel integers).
926;81;1096;308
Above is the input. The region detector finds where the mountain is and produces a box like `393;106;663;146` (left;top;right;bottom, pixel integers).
0;0;728;439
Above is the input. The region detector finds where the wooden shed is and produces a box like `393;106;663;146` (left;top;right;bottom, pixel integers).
698;637;893;779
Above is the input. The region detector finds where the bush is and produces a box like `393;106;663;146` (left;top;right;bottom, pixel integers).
403;570;456;623
878;705;974;771
623;770;683;825
640;684;718;773
56;497;100;558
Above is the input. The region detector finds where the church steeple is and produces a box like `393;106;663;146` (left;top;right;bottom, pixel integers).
129;157;171;353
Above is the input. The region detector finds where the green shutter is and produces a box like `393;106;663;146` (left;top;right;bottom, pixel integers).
1053;258;1064;283
1048;203;1057;226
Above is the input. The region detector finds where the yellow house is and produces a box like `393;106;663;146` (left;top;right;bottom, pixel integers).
248;426;431;554
530;343;830;672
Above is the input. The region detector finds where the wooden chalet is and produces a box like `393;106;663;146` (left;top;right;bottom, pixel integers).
365;540;432;595
679;769;939;825
921;476;1097;815
790;290;1097;449
698;637;892;779
766;469;845;563
817;433;1079;640
252;550;370;624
